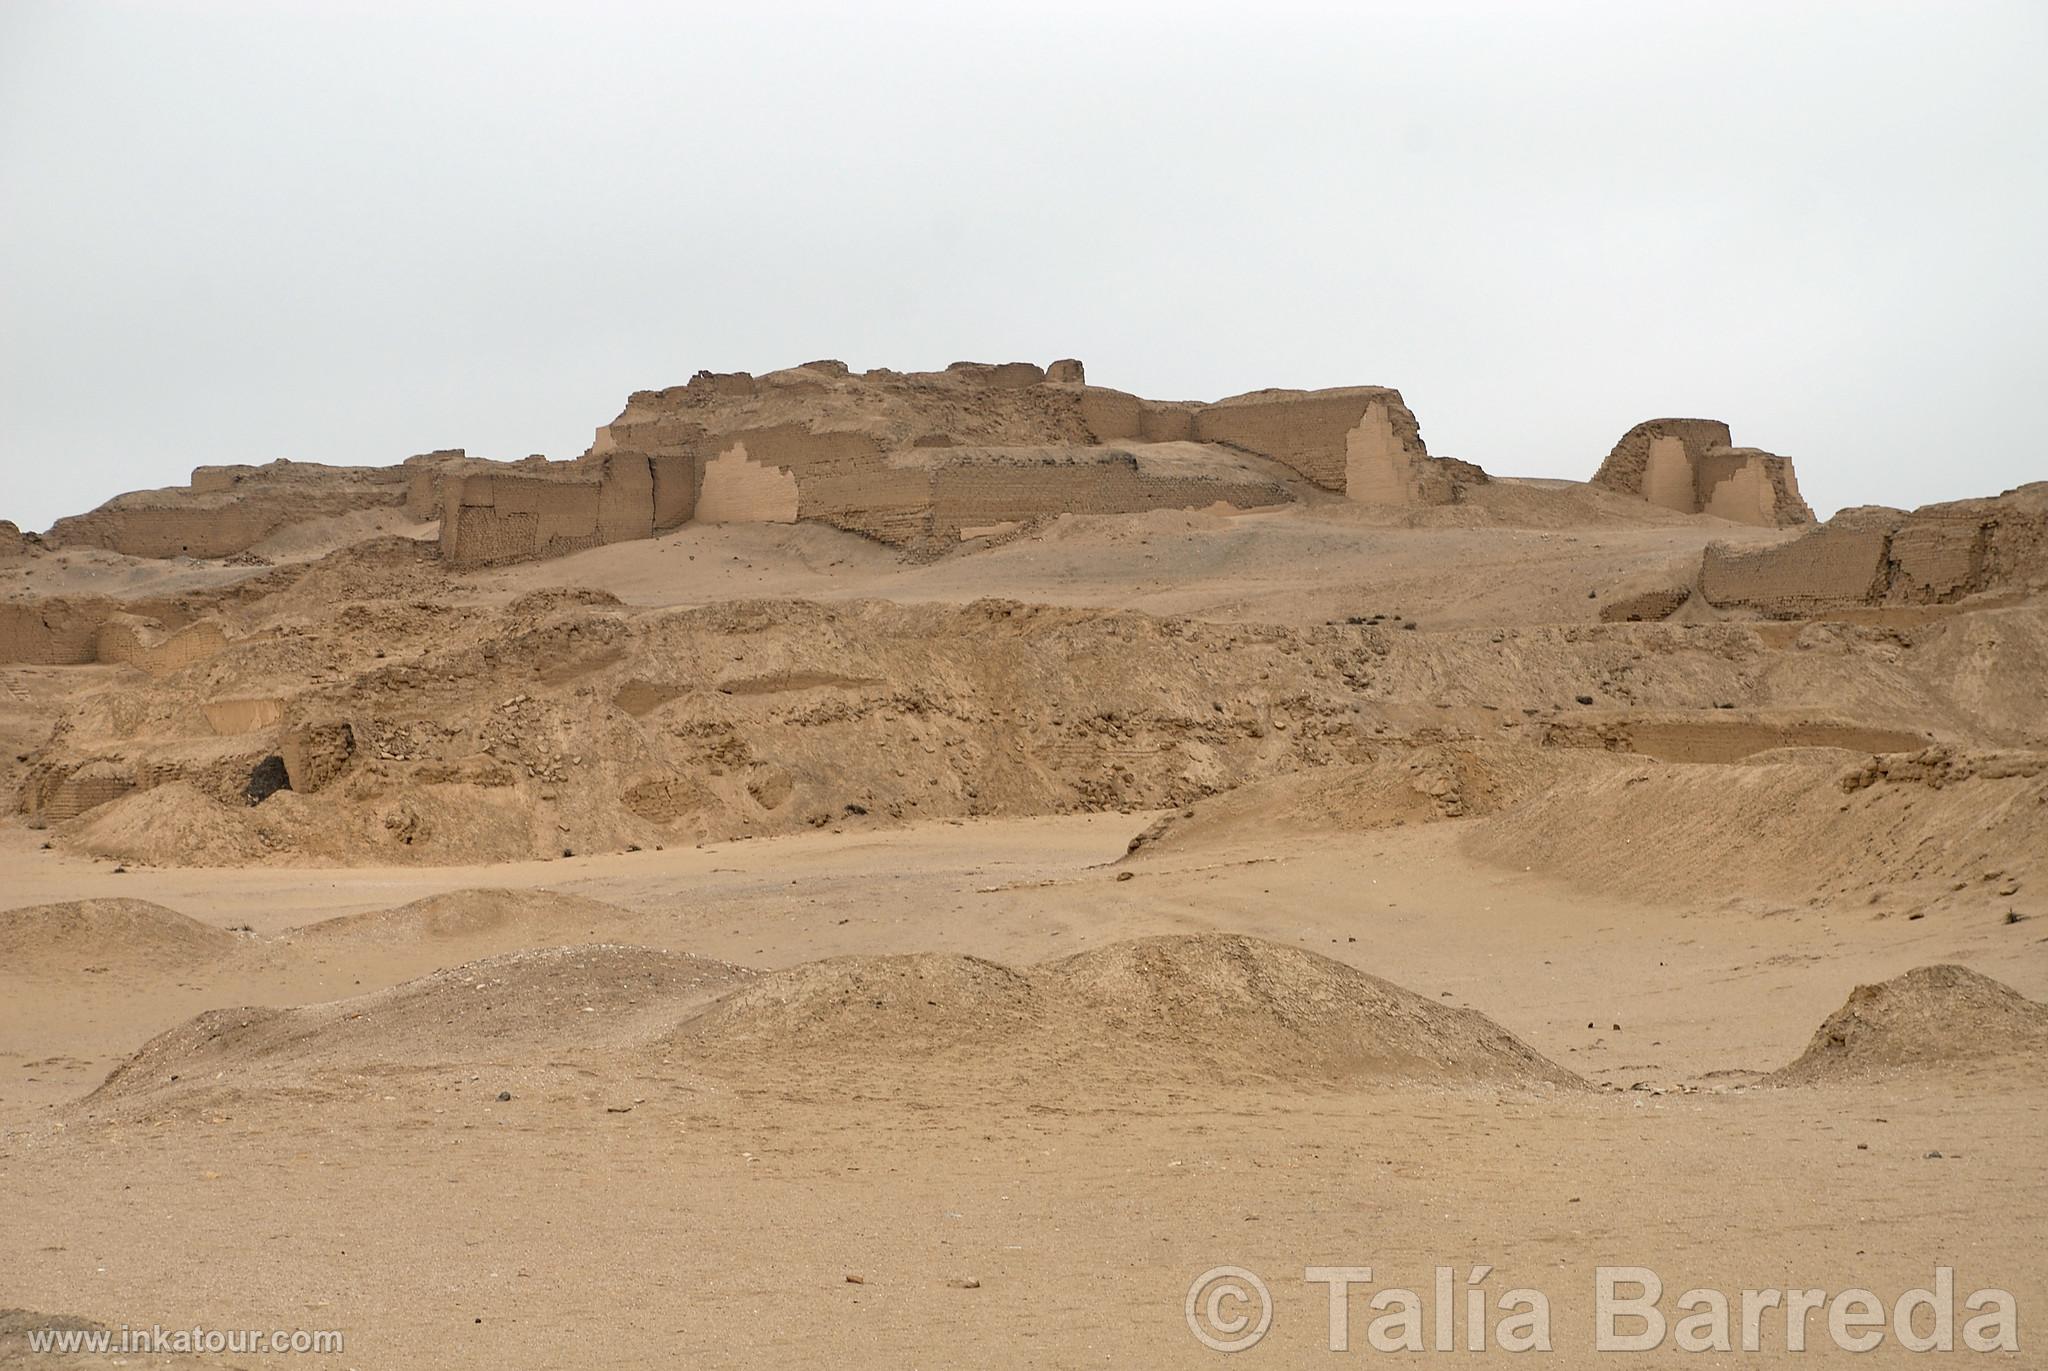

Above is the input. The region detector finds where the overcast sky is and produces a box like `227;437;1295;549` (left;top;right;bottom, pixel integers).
3;1;2044;532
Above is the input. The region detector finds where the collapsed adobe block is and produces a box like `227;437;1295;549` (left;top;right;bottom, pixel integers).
1592;419;1813;527
281;722;355;794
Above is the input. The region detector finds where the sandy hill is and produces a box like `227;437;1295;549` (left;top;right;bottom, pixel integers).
1773;964;2048;1083
0;898;239;977
678;935;1577;1090
84;944;756;1117
83;934;1579;1119
1037;934;1577;1087
285;887;657;951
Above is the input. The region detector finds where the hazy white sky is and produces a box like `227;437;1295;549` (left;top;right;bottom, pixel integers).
3;1;2044;532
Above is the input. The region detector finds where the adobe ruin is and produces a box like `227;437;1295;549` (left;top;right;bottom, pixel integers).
437;360;1489;567
1699;483;2048;617
1591;418;1814;527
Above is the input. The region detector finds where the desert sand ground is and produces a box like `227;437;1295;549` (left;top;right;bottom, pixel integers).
4;490;2045;1367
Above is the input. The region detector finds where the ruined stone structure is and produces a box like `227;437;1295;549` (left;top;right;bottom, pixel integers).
438;360;1486;567
0;596;233;670
46;459;429;559
1699;483;2048;617
1592;419;1814;528
0;598;108;665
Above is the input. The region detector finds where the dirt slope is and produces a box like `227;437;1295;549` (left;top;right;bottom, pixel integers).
1773;964;2048;1082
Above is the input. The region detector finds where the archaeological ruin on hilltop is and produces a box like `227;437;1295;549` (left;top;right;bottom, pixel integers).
393;359;1498;568
32;357;1822;569
4;353;2046;865
11;356;2046;679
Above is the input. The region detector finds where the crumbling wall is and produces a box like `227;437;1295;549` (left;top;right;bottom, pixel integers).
695;441;803;525
0;598;110;664
1594;419;1813;527
1193;387;1413;492
50;503;296;559
922;445;1292;542
1701;527;1891;617
1699;484;2048;616
1187;386;1482;506
0;597;235;669
1700;446;1809;526
95;615;231;676
281;721;356;793
50;460;412;558
679;424;932;544
440;466;605;568
22;759;137;824
594;452;656;545
400;450;472;519
1886;488;2048;603
650;453;695;530
435;362;1478;565
1595;420;1732;512
202;697;286;735
1077;389;1198;445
